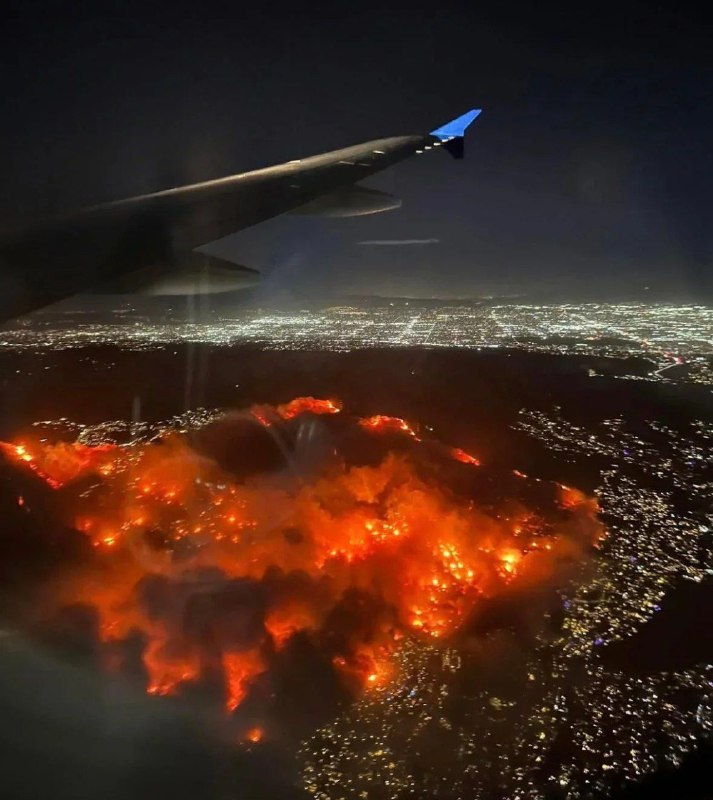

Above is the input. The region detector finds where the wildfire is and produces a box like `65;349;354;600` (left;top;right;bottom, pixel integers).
145;640;201;697
2;397;602;715
363;658;394;689
0;440;117;489
224;650;267;712
558;484;596;511
450;447;481;467
276;396;342;420
499;549;521;575
359;414;420;439
251;396;342;427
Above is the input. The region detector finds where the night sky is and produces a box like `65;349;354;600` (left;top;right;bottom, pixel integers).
1;1;711;301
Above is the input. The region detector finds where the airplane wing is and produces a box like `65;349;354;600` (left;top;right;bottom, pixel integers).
0;109;481;321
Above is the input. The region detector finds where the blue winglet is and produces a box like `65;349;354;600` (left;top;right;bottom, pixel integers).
430;109;482;141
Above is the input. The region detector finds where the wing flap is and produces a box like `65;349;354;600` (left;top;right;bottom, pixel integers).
94;253;261;296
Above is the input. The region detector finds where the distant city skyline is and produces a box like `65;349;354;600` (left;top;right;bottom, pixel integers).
3;301;711;387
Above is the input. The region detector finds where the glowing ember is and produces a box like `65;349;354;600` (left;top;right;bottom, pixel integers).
244;726;264;744
2;398;602;714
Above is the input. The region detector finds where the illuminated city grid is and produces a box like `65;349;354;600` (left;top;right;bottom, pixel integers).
1;302;712;385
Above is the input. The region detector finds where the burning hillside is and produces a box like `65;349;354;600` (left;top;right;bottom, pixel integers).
1;398;602;734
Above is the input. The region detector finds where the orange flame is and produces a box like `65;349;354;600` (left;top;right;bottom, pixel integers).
144;640;201;697
450;447;481;466
251;396;342;427
276;396;342;419
5;398;602;713
1;440;117;488
223;650;266;712
359;415;419;439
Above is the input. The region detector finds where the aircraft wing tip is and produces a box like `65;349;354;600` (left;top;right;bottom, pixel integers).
429;108;482;141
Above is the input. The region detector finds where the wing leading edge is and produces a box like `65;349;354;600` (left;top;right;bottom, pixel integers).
0;109;482;321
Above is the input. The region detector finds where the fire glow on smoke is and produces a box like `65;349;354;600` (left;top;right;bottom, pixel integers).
2;398;601;723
